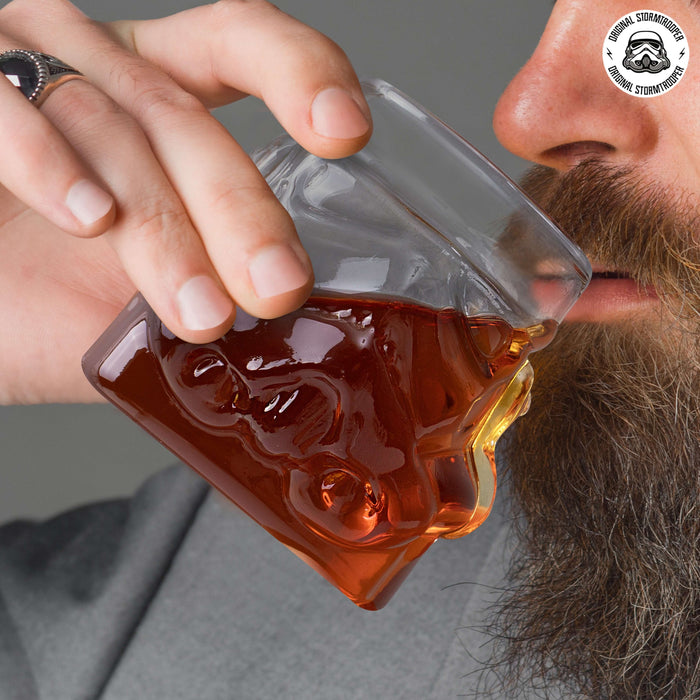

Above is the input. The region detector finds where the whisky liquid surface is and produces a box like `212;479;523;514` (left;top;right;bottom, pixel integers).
84;294;554;609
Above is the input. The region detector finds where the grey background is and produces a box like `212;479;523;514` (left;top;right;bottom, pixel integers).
1;0;552;520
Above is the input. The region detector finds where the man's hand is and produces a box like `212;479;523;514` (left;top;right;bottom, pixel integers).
0;0;371;404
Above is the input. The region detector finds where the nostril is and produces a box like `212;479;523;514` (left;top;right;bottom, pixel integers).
542;141;615;168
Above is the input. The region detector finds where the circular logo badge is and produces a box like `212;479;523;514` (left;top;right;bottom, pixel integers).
603;10;689;98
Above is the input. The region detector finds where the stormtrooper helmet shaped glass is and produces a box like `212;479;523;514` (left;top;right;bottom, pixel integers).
83;80;590;609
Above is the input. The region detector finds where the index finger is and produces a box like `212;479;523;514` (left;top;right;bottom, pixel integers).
108;0;372;159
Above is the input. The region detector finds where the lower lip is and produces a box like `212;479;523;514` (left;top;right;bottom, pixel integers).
565;277;660;322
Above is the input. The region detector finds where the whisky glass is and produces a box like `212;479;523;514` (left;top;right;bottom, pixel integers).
83;79;590;609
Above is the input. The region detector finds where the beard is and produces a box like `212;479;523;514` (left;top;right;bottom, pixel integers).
485;162;700;699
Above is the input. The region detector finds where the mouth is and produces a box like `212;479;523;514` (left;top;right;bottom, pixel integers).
565;266;660;323
590;269;629;279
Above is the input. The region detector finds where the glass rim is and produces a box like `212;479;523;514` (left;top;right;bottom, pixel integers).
358;77;592;288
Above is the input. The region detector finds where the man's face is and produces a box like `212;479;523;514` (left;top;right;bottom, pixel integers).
487;1;700;697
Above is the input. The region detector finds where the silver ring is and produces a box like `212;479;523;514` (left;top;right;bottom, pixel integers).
0;49;87;107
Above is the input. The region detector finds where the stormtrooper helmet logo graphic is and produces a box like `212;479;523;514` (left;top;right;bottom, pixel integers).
622;30;672;73
603;11;689;98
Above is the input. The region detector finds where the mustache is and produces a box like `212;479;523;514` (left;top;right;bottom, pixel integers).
520;161;700;321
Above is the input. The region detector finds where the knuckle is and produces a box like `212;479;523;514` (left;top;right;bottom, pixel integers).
126;75;206;124
272;27;352;78
133;84;205;123
210;0;278;22
106;55;206;124
208;177;295;245
211;0;350;69
209;177;278;218
299;34;350;72
130;203;192;251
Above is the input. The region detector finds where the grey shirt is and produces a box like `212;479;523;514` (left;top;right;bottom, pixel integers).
0;465;514;699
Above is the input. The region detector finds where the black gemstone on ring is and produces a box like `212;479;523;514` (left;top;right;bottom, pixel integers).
0;55;39;99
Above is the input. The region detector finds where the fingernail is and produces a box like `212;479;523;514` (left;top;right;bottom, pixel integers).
311;87;370;139
177;275;234;331
66;179;114;226
248;245;311;299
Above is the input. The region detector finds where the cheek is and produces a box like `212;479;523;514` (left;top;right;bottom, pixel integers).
650;30;700;198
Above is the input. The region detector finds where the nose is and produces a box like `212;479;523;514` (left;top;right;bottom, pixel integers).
493;2;657;171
